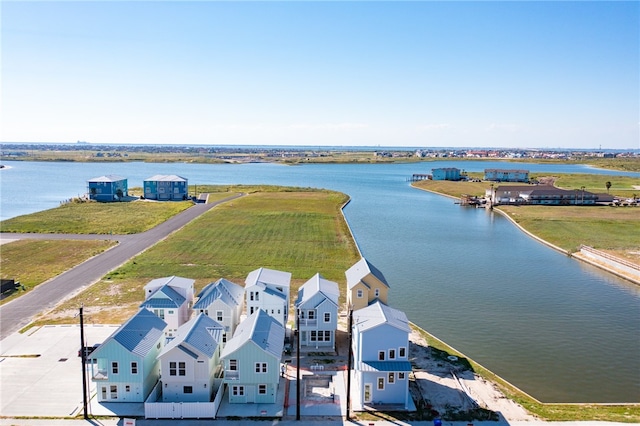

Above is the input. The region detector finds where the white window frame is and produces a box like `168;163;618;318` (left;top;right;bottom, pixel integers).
398;372;406;380
389;349;396;359
229;359;238;371
324;312;331;322
258;384;267;394
217;310;223;322
378;351;385;361
399;347;407;358
388;372;395;384
255;362;267;373
377;377;385;390
111;361;119;375
131;361;138;374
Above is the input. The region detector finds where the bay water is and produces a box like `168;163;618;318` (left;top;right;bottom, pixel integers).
1;160;638;402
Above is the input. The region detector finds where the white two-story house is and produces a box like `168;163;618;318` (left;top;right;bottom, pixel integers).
295;273;339;349
352;301;412;410
193;278;244;347
244;267;291;326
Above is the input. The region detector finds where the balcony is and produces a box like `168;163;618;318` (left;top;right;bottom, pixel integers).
298;318;317;327
224;370;239;381
92;369;109;380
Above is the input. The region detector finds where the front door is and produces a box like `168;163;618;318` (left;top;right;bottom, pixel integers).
364;383;372;403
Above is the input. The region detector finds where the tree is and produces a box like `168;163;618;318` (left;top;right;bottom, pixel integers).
605;181;612;193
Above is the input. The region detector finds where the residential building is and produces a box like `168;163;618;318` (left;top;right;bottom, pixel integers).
90;309;167;402
157;313;224;402
352;301;412;409
87;175;128;202
143;174;188;201
431;167;461;181
193;278;244;346
489;185;599;205
484;169;529;182
144;276;195;303
346;258;390;311
141;284;191;337
220;309;285;404
244;267;291;326
295;273;339;349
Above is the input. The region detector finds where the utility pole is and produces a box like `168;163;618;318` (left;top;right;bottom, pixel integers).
79;305;89;420
296;308;301;420
346;306;353;421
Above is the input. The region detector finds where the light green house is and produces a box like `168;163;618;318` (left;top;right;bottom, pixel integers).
220;309;284;404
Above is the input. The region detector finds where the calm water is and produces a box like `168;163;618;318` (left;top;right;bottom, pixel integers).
1;160;639;403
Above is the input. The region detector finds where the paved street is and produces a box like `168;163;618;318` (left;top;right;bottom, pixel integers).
0;195;243;339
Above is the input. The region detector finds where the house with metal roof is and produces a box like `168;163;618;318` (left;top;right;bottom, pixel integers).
157;313;224;402
295;273;339;349
351;301;412;410
484;168;529;182
90;309;167;402
489;185;599;205
431;167;461;181
245;267;291;327
194;278;245;346
140;284;190;338
143;174;188;201
144;276;195;303
87;175;128;202
346;258;390;311
220;309;285;404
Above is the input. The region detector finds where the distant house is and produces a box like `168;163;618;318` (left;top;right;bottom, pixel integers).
352;301;412;410
142;276;195;336
87;175;128;202
245;267;291;326
346;258;390;311
295;273;340;349
193;278;245;346
484;169;529;182
143;175;188;201
490;185;599;205
90;309;167;402
157;313;224;402
431;167;461;181
220;309;285;404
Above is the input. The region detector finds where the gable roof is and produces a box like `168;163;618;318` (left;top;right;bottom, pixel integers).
88;175;126;183
295;273;339;307
144;276;194;293
140;284;186;309
220;309;284;360
353;301;410;334
158;313;223;359
194;278;243;310
345;258;389;290
93;309;166;358
245;267;291;289
144;174;188;182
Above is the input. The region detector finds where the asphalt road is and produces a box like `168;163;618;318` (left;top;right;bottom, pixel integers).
0;194;243;340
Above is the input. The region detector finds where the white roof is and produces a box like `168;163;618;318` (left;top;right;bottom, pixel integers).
144;276;194;293
345;258;389;290
353;301;410;334
144;174;188;182
245;267;291;289
295;273;339;307
88;175;126;182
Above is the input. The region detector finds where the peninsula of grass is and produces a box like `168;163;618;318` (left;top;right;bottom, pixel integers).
0;239;116;305
0;199;193;234
32;185;360;325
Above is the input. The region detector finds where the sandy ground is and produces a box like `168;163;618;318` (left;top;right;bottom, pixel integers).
408;328;538;422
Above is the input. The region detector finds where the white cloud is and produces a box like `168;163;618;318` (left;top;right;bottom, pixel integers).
485;123;521;132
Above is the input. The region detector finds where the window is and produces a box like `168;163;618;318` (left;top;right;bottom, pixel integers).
324;312;331;322
250;293;254;301
111;361;119;374
179;362;186;376
377;377;384;390
154;309;165;319
222;333;227;344
258;384;267;395
324;330;331;341
232;385;244;396
357;289;363;298
308;310;315;320
389;349;396;360
255;292;259;301
310;331;317;341
398;372;406;380
250;307;254;314
183;386;193;394
110;385;118;399
125;385;130;392
378;351;385;361
399;347;406;358
255;362;267;373
217;311;223;322
229;360;237;371
131;361;138;374
374;288;380;297
388;372;395;384
168;310;174;315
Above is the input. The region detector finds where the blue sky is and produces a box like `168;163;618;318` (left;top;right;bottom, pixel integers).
1;1;638;149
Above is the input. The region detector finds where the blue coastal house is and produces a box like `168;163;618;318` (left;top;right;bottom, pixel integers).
220;309;285;404
87;175;128;202
194;278;245;346
143;174;188;200
157;313;224;402
352;301;412;410
90;309;167;402
295;273;340;350
431;167;461;181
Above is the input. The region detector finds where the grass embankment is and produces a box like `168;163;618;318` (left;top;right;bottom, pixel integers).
0;239;116;305
0;200;193;234
30;185;360;325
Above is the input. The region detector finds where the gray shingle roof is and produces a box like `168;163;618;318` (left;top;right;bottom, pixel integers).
221;309;284;360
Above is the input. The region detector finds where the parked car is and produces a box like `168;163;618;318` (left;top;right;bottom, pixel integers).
78;343;100;358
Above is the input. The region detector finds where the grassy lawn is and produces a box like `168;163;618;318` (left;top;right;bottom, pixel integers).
413;179;488;198
542;173;640;199
0;200;193;234
0;239;116;305
30;187;360;325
